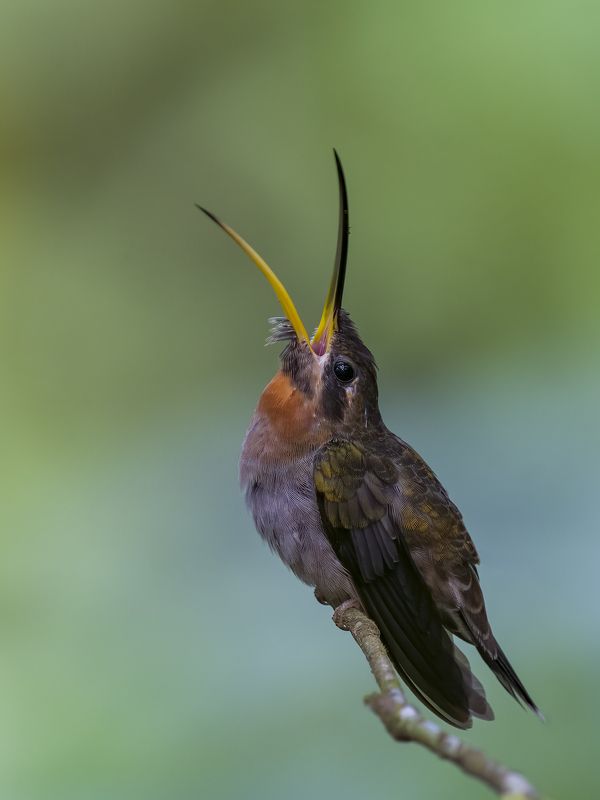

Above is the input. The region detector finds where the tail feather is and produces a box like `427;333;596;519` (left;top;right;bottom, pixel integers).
479;638;543;718
457;608;542;718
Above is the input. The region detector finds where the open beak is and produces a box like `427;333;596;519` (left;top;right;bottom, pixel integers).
197;149;349;355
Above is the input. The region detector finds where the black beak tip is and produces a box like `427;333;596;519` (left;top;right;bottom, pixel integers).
333;148;344;175
195;203;223;228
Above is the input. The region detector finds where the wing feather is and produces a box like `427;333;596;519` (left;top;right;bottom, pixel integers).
314;439;492;728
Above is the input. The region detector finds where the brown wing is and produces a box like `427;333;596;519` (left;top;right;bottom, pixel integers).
392;439;487;642
314;439;492;728
393;439;540;714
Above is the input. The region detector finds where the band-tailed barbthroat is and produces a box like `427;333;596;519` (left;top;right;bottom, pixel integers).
198;152;540;729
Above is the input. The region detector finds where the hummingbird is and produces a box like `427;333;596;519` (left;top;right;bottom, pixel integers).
198;152;540;729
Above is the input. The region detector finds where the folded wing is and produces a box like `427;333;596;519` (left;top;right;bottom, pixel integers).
314;438;493;729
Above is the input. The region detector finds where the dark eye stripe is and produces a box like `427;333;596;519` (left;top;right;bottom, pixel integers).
334;360;355;383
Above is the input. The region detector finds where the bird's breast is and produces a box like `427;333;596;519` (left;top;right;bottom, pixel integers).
238;372;353;608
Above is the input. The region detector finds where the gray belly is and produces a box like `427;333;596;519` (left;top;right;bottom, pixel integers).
239;430;354;608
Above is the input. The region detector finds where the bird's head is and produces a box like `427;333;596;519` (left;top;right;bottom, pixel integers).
199;151;381;433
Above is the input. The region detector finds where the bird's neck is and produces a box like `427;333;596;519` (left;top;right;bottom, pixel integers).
247;371;333;462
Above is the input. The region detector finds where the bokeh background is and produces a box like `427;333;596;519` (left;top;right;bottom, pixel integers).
2;2;599;798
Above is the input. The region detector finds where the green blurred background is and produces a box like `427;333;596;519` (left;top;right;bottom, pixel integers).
1;2;599;798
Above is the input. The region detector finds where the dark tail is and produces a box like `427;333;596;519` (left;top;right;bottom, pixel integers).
457;604;543;719
479;637;543;719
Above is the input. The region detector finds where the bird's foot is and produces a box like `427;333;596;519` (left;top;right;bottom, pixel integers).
314;589;329;606
332;598;361;630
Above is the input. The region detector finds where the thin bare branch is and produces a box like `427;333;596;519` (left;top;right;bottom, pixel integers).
333;604;541;799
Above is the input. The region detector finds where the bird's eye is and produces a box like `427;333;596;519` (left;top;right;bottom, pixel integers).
333;360;355;383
